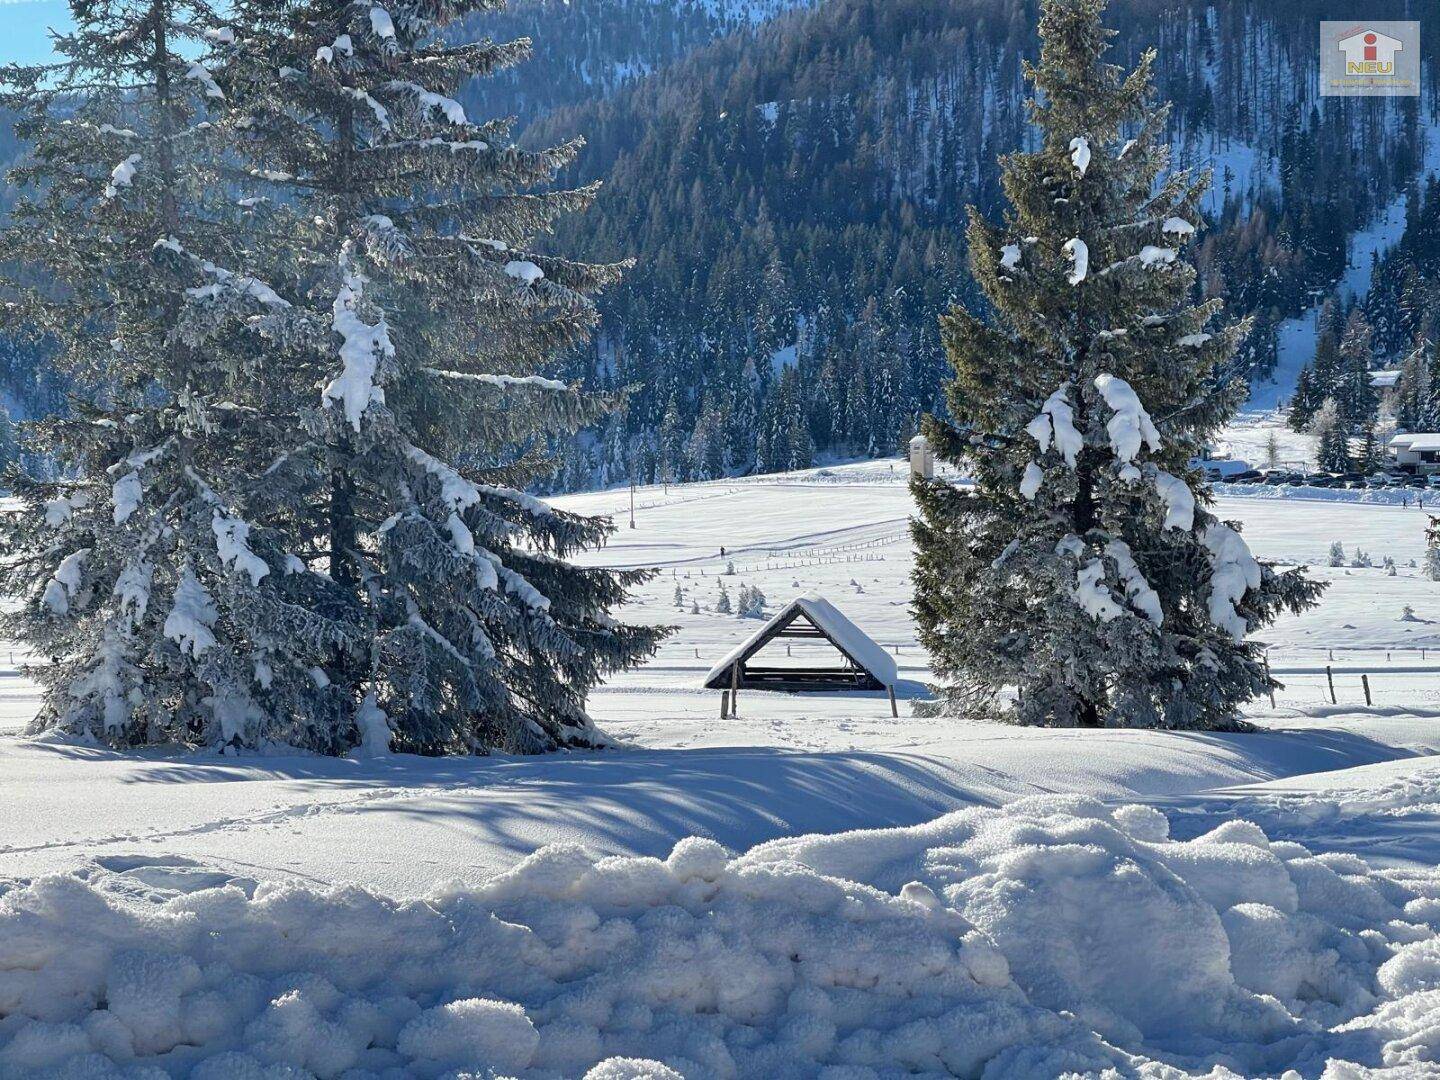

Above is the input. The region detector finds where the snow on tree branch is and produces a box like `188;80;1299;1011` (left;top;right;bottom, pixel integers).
1025;385;1083;468
384;80;467;125
369;6;395;40
185;62;224;100
323;266;392;430
164;568;218;657
111;472;142;525
1105;540;1163;625
1202;524;1261;642
102;155;141;200
1151;469;1194;532
1094;374;1159;463
42;549;88;615
1062;238;1087;284
1020;461;1045;501
419;369;569;392
154;237;291;309
212;512;270;586
1075;558;1123;622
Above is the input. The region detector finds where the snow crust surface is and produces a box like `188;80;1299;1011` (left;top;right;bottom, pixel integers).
10;792;1440;1077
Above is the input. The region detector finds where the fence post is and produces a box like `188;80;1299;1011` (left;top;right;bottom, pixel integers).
888;684;898;718
1326;665;1337;705
1362;673;1373;707
1263;653;1276;709
720;690;730;719
731;663;740;717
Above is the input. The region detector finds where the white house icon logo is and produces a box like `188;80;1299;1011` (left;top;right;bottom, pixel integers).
1337;28;1403;76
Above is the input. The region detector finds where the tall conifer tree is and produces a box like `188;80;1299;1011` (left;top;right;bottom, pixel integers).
912;0;1321;729
0;0;361;748
200;0;665;753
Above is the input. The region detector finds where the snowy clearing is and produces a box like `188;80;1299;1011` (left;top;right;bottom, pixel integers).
9;461;1440;1075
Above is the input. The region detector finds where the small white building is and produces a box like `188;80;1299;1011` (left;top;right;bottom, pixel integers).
908;434;934;479
1390;433;1440;472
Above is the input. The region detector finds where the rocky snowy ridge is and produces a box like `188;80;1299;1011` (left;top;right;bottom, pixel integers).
8;787;1440;1077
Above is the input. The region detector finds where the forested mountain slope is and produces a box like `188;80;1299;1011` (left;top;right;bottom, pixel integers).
459;0;817;127
521;0;1436;487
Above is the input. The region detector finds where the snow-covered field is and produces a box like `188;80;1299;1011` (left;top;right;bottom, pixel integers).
10;462;1440;1076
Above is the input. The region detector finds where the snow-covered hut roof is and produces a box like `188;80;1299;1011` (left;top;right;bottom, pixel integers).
1371;370;1402;389
1403;435;1440;453
703;593;898;690
1391;433;1421;447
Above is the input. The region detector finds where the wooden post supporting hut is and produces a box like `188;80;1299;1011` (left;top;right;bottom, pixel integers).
704;594;900;716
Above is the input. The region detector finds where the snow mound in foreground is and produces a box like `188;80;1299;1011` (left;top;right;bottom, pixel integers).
5;796;1440;1077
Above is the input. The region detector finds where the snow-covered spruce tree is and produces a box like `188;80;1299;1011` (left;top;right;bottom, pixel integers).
0;0;364;749
200;0;664;753
911;0;1322;729
1313;399;1352;474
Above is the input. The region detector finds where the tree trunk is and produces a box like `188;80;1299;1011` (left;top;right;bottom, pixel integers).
330;455;358;590
329;104;359;593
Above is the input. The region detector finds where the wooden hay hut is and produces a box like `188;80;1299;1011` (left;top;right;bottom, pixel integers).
703;594;899;715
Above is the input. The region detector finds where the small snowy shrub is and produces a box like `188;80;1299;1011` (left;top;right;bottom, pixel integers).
1329;541;1346;567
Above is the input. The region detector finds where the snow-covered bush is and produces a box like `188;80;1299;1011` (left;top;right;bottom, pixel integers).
715;582;732;615
1329;541;1346;567
1351;549;1373;569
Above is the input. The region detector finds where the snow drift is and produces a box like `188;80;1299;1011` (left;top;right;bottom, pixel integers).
6;794;1440;1077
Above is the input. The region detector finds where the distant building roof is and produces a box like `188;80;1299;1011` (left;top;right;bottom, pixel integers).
1371;370;1402;388
1402;435;1440;452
